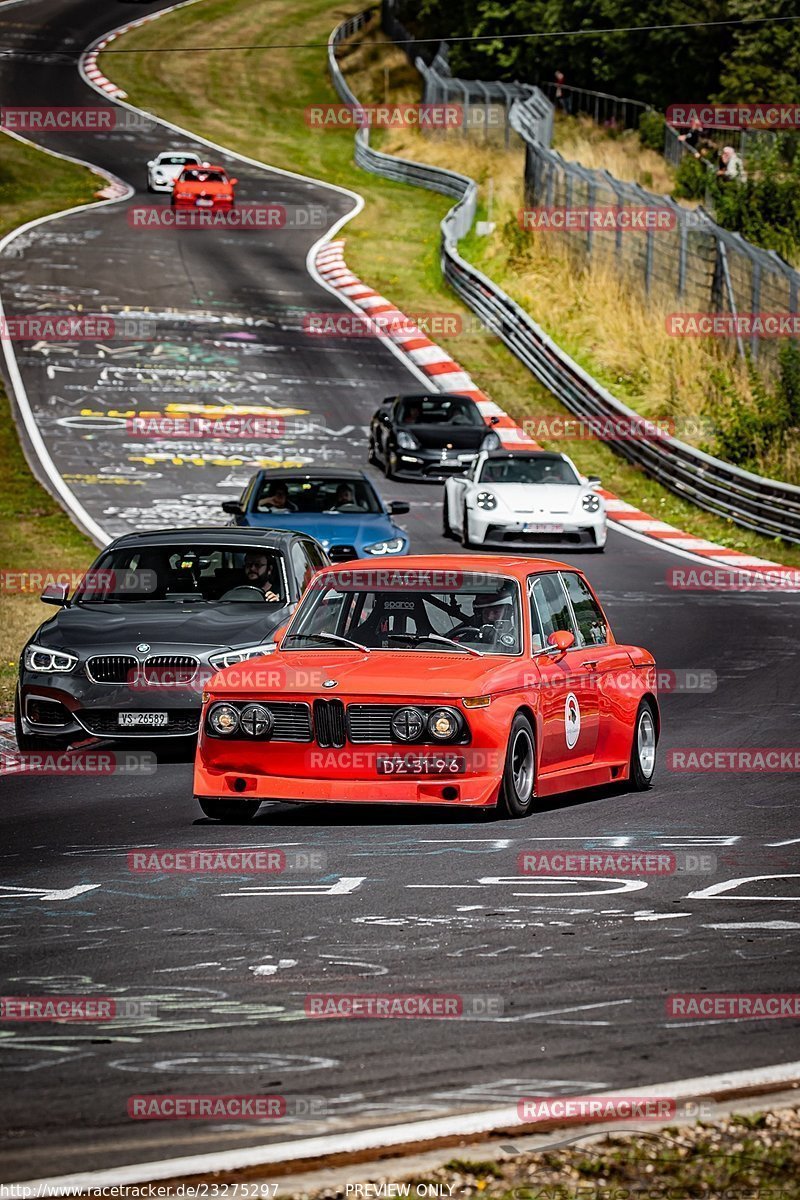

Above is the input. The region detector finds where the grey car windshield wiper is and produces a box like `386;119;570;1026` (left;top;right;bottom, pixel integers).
388;632;482;656
284;632;371;652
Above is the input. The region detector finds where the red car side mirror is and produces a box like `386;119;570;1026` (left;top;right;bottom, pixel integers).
547;629;575;654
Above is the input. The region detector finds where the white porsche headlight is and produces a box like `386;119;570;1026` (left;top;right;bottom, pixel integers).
24;644;78;673
396;430;420;450
476;491;498;511
581;493;601;513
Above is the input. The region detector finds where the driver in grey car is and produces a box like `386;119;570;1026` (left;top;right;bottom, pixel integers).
242;551;281;601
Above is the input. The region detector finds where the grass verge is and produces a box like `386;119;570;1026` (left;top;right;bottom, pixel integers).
0;134;100;711
102;0;800;565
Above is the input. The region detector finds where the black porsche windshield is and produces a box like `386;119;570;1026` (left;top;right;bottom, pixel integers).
73;545;285;604
286;570;521;654
398;396;484;427
479;456;580;484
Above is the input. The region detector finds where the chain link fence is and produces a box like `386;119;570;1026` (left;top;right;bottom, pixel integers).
512;94;800;363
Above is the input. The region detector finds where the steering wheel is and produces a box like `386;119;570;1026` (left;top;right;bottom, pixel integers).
219;585;267;601
451;626;483;642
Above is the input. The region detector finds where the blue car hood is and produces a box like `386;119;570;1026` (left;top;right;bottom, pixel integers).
240;511;404;553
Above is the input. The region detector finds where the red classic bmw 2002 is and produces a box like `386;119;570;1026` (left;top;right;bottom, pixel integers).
193;556;658;822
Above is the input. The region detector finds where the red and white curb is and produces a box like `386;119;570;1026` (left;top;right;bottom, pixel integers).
315;239;785;573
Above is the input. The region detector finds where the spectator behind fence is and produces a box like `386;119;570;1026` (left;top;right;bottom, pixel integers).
678;116;705;156
717;146;746;183
554;70;572;114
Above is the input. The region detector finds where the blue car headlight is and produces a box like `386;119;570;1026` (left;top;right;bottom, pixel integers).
363;537;406;556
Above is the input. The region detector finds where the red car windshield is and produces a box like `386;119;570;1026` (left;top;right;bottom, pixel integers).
286;571;521;654
180;170;227;184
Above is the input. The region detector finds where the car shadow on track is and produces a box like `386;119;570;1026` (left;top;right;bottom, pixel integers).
191;779;645;828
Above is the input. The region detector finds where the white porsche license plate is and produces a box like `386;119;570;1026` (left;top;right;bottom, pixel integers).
523;522;564;533
118;712;168;728
195;198;214;207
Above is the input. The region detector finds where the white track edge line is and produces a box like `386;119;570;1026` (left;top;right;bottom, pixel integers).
12;1059;800;1189
0;127;134;546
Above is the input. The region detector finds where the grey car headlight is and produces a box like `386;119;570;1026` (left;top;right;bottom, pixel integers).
476;491;497;510
24;644;78;673
209;645;272;669
396;430;420;450
581;493;601;513
480;431;501;451
363;537;406;555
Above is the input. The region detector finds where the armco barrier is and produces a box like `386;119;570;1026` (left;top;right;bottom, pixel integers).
328;12;800;544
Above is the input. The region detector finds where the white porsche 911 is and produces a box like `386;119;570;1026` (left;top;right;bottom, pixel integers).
443;450;607;552
146;149;202;193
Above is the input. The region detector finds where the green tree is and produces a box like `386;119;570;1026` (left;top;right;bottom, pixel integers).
717;0;800;102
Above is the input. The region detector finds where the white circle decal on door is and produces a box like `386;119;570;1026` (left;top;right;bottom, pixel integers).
565;691;581;749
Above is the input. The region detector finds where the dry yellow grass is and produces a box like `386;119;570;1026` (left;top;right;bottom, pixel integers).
552;113;681;196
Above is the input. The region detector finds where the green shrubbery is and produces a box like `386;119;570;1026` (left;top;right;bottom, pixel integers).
710;141;800;264
637;110;664;153
704;343;800;472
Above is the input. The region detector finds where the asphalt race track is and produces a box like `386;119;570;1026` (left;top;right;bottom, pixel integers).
0;0;798;1183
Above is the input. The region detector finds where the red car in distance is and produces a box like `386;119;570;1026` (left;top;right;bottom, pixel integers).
171;164;238;210
193;556;659;822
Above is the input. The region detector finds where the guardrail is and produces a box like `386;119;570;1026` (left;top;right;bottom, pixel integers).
327;11;800;544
